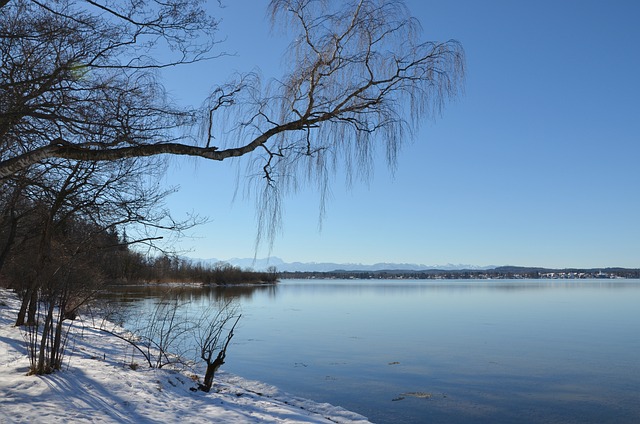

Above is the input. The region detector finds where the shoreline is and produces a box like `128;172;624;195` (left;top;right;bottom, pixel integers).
0;288;369;423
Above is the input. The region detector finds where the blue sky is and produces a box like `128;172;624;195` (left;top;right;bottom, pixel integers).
160;0;640;268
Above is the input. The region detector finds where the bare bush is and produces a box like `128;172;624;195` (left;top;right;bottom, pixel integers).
195;300;241;392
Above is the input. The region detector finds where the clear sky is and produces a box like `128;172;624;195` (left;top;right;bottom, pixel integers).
159;0;640;268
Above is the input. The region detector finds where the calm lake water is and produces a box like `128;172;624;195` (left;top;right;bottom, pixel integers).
110;279;640;424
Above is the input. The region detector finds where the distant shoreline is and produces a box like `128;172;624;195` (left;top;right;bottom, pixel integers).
279;267;640;280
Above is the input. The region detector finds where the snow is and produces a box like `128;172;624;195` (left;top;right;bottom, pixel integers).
0;289;370;424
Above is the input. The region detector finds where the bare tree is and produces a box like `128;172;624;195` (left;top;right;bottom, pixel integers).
88;293;241;388
2;155;198;374
7;156;190;326
0;177;31;270
22;229;106;374
139;294;194;369
0;1;464;226
0;0;218;178
195;300;241;392
88;291;194;371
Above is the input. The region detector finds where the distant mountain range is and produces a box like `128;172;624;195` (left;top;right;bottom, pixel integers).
196;256;494;273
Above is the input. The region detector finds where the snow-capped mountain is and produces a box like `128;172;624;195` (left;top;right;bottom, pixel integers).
196;256;492;272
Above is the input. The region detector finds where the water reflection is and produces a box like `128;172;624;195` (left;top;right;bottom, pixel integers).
277;278;640;297
103;279;640;424
102;282;277;303
97;283;275;328
102;279;639;305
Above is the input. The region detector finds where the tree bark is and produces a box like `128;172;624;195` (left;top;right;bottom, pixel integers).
0;204;18;271
200;353;226;393
0;118;319;180
35;300;55;374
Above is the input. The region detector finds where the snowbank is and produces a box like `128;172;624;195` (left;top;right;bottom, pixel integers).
0;289;370;423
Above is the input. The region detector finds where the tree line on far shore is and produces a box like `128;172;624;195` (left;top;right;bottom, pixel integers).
129;256;280;286
279;267;640;280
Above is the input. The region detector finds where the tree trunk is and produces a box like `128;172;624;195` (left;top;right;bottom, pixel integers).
15;283;37;326
27;288;38;326
51;297;67;371
0;204;18;272
35;300;55;374
199;315;240;392
15;289;30;326
200;352;226;392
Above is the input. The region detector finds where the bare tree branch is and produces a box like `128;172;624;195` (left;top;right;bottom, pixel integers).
1;0;464;248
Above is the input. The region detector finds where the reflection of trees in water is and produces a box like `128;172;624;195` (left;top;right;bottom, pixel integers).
178;284;277;303
96;283;276;325
102;283;276;303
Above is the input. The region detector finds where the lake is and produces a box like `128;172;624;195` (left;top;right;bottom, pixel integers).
109;279;640;423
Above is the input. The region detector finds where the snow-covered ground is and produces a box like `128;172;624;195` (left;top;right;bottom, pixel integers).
0;289;370;423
